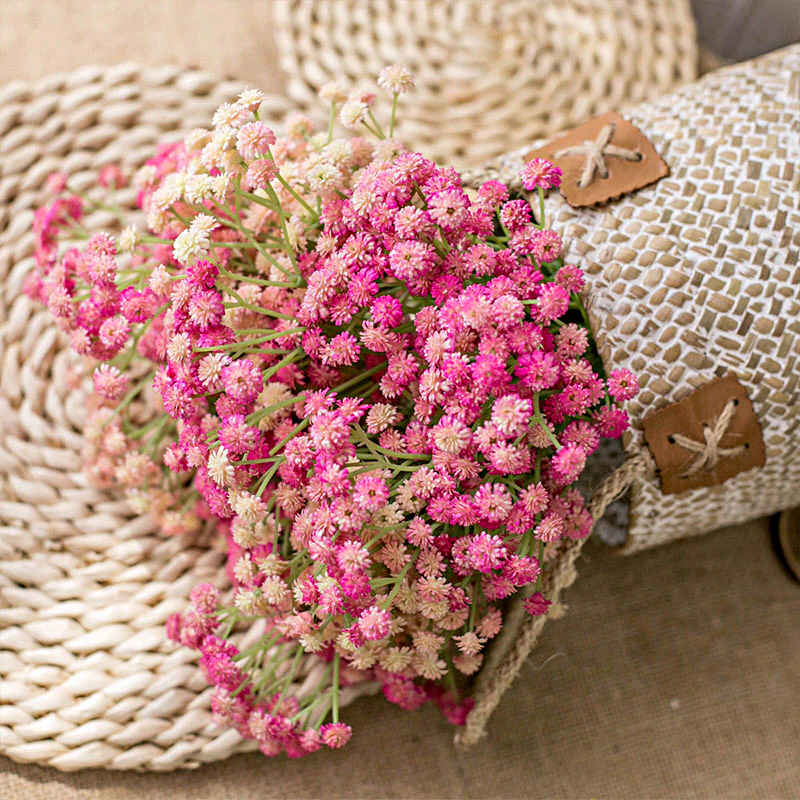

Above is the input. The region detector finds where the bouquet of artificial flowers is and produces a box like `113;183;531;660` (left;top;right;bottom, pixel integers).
29;65;637;758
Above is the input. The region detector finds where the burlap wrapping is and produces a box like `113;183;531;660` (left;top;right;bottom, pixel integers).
457;42;799;745
465;44;800;553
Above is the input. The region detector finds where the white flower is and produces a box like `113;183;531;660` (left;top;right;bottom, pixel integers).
255;381;293;431
212;102;250;130
229;489;266;524
184;174;216;204
453;653;483;675
172;226;208;266
318;81;347;104
208;446;234;486
231;518;261;549
146;205;168;232
152;172;186;208
237;88;266;111
323;139;354;167
373;138;404;162
377;64;415;94
133;164;157;190
184;127;211;152
198;352;230;391
305;156;342;192
349;646;378;670
184;156;203;176
284;214;306;252
260;575;290;607
257;552;287;577
210;174;230;203
200;140;229;172
166;331;192;363
190;213;216;238
213;124;237;151
412;651;447;681
339;98;369;130
285;112;312;138
234;555;258;585
118;226;138;253
308;132;328;150
379;646;413;672
299;630;326;654
234;588;262;615
148;264;171;296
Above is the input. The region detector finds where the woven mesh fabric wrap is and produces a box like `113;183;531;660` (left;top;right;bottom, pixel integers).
273;0;698;167
465;45;800;553
0;64;383;772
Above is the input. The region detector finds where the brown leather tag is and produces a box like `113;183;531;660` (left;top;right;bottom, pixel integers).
525;111;669;207
642;375;766;495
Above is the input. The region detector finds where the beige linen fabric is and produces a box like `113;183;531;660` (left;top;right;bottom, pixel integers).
1;518;799;799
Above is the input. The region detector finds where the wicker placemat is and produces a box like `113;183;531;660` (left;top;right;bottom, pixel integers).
0;65;318;771
274;0;698;167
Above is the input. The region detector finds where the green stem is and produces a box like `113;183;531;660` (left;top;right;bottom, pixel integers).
268;417;309;456
274;645;305;708
223;287;294;320
380;559;414;610
331;654;340;723
538;186;546;228
326;102;336;143
389;93;399;137
274;172;317;217
219;268;300;288
366;109;385;139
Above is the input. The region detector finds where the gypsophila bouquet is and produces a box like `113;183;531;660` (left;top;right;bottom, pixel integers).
29;64;639;757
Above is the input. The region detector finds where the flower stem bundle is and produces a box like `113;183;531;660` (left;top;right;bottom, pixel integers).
29;66;639;757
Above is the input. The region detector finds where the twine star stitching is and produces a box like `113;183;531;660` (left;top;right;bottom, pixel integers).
669;399;746;478
555;123;642;188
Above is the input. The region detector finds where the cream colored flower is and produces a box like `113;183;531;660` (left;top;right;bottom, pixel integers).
208;446;234;487
118;225;138;253
377;64;415;94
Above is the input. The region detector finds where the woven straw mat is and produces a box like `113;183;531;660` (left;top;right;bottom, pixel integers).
0;64;386;772
466;44;800;552
274;0;698;167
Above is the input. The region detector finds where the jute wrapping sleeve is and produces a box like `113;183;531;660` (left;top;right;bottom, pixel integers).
458;44;800;746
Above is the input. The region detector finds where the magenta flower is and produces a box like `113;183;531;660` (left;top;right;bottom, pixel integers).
520;158;563;191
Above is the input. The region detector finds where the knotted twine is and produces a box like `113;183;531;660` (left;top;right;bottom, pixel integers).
672;399;745;477
554;122;642;188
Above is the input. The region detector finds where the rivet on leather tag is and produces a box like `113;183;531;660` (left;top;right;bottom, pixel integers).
525;111;669;207
642;375;766;496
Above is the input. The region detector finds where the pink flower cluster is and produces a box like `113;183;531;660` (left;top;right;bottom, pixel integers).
31;69;639;758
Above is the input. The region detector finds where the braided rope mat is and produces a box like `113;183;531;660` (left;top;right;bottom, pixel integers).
0;64;380;771
274;0;698;167
466;45;800;552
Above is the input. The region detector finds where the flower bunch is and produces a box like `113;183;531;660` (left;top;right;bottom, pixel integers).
30;65;638;757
